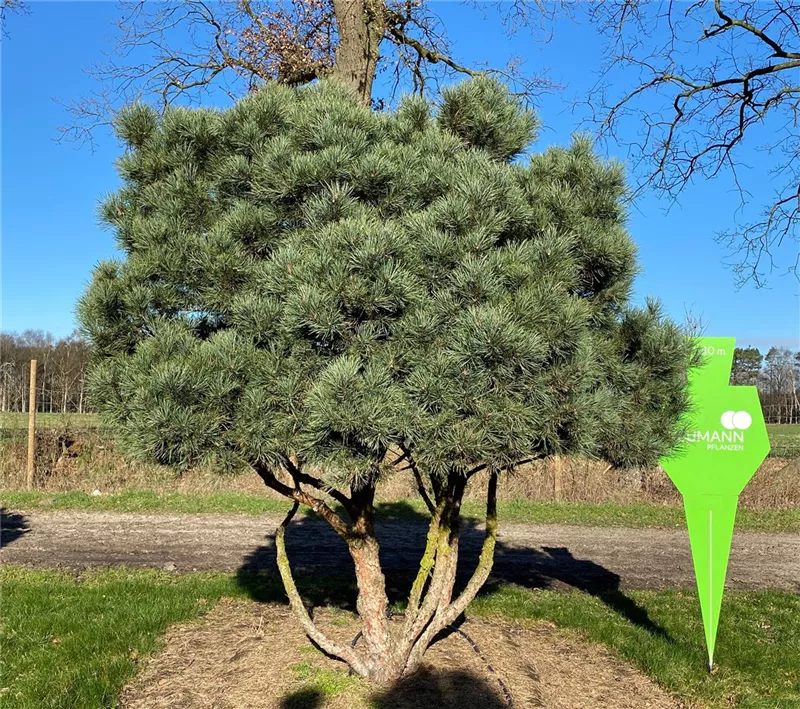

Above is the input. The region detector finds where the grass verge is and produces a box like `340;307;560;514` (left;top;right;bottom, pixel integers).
0;412;99;431
0;567;241;709
3;489;799;532
471;584;800;709
1;567;798;709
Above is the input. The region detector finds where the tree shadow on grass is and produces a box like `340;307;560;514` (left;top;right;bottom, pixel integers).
0;508;30;548
540;545;671;641
235;499;671;641
280;688;324;709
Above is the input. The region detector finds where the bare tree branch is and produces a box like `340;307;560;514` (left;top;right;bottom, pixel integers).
582;1;800;286
59;1;557;145
1;0;27;38
280;453;356;518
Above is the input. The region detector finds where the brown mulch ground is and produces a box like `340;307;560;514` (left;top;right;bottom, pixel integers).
120;599;679;709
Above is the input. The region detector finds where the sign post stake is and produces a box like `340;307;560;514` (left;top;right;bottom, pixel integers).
661;337;770;671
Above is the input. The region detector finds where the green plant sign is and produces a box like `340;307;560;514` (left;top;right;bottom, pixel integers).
661;337;770;670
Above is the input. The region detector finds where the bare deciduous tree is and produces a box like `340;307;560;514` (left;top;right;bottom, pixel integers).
60;0;556;146
0;331;91;414
762;346;800;423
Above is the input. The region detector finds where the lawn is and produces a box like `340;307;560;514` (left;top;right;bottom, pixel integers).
4;489;800;532
767;424;800;457
471;584;800;709
0;412;98;431
1;567;798;709
0;567;239;709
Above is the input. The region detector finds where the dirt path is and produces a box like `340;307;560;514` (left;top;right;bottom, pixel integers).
1;509;798;592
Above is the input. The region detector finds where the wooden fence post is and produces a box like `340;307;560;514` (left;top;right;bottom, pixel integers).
552;454;563;501
27;359;37;490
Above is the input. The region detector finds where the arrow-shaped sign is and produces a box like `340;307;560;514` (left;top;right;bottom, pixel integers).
661;337;770;670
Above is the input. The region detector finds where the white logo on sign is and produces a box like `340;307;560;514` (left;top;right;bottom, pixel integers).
720;411;752;430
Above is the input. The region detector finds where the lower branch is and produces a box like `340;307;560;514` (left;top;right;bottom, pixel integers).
404;470;498;673
405;496;446;622
254;462;352;539
274;501;371;676
400;446;435;514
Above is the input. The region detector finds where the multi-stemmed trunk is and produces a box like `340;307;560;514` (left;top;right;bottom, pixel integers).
255;458;499;685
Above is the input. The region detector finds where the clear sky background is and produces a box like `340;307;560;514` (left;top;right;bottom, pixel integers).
2;2;798;350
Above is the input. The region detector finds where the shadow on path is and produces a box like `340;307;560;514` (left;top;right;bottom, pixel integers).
236;500;671;641
0;508;30;548
537;545;671;641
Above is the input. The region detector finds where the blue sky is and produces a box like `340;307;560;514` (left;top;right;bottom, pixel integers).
2;2;798;349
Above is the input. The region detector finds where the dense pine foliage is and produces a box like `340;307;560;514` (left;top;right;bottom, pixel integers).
79;78;695;486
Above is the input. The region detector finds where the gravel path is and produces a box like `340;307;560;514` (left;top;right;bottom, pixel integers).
2;509;798;592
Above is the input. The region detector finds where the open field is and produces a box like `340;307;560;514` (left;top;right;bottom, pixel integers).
1;566;798;709
768;423;800;455
0;412;99;430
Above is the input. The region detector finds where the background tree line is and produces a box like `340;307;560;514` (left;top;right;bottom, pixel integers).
732;346;800;424
0;331;90;414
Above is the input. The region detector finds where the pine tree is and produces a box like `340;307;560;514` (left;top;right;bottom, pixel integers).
731;347;763;386
79;78;697;684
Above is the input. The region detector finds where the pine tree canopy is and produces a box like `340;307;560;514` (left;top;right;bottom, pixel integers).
79;77;696;486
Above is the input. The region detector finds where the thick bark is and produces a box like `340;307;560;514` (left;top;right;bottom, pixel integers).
331;0;384;104
348;483;396;682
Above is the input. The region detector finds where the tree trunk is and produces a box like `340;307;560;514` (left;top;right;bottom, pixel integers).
274;501;372;677
402;471;497;675
347;484;397;682
331;0;384;105
264;464;499;686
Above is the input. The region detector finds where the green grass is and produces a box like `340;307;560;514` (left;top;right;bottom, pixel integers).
1;489;291;516
0;567;243;709
0;412;98;431
766;423;800;439
767;424;800;456
471;585;800;709
290;659;363;696
2;566;798;709
4;489;799;532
